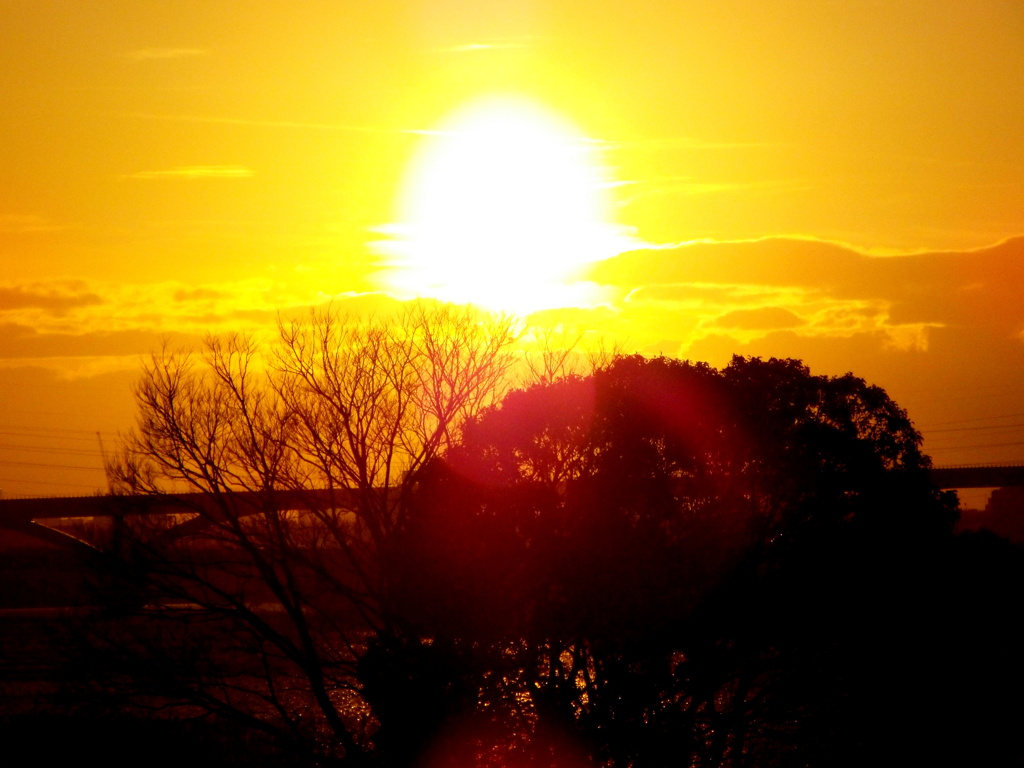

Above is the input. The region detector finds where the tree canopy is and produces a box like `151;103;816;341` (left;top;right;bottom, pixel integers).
397;354;953;629
390;355;992;767
82;335;1022;768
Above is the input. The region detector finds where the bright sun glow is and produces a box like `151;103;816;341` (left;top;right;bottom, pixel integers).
380;97;637;314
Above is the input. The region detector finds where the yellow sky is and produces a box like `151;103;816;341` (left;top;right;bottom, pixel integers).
1;0;1023;498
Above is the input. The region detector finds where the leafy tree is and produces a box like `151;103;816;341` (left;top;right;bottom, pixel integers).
393;354;964;766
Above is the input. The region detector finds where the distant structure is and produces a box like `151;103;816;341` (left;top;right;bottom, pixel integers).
0;489;363;552
958;486;1024;544
2;466;1023;551
930;464;1024;489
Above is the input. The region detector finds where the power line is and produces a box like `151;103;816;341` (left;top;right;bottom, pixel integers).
927;441;1024;452
0;427;119;443
0;476;104;491
0;443;105;458
0;460;103;471
0;422;120;435
926;423;1024;435
917;412;1024;429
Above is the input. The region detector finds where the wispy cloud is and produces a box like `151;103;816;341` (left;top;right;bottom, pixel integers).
711;307;807;331
172;287;227;302
0;284;103;314
0;276;407;353
621;178;812;205
436;38;538;54
0;322;188;361
612;137;786;152
0;214;64;234
124;48;208;61
588;236;1024;356
124;165;255;180
127;112;439;136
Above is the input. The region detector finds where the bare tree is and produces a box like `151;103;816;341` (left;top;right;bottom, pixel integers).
99;301;520;763
519;325;626;386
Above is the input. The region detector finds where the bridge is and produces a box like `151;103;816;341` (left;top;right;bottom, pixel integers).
2;466;1022;550
0;488;365;552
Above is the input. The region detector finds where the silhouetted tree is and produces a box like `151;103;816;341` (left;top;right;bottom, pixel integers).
392;355;975;767
92;302;520;765
86;342;1024;768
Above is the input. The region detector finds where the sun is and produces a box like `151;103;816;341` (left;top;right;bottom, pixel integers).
379;96;636;314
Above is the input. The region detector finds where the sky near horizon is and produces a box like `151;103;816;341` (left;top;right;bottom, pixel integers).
1;0;1023;499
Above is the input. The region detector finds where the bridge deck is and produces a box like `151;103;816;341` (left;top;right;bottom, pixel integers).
0;488;363;524
2;467;1022;526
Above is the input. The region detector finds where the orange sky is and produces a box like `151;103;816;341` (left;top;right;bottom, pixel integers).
1;0;1023;500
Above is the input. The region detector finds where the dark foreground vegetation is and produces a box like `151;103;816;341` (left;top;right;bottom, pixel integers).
5;305;1023;767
